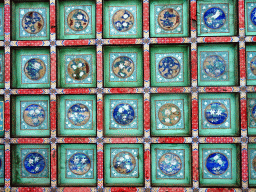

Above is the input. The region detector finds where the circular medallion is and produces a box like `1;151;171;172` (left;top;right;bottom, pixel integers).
112;56;134;78
68;153;91;175
22;11;44;34
23;104;45;127
158;152;182;176
158;103;181;126
67;9;89;31
250;56;256;76
203;7;226;29
67;103;90;126
24;58;46;81
67;58;90;81
251;8;256;25
158;56;180;79
24;152;45;174
112;9;134;32
204;102;228;125
113;151;136;174
206;152;229;175
251;105;256;122
203;55;226;78
253;156;256;172
113;103;135;125
157;8;180;31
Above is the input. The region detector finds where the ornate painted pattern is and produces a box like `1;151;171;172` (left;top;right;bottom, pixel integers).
66;149;94;179
64;5;92;35
0;8;4;37
249;149;256;180
21;54;49;84
65;100;93;129
202;148;231;179
20;100;48;130
154;4;183;34
109;53;137;82
247;2;256;32
156;149;185;179
155;99;184;130
110;99;138;129
199;3;229;34
155;53;184;83
65;54;93;85
109;6;137;36
0;149;4;178
248;98;256;128
21;148;49;178
19;8;47;38
0;54;4;83
247;51;256;80
110;148;139;178
201;99;231;129
200;51;229;82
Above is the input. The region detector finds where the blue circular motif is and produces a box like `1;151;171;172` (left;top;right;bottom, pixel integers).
158;56;180;79
67;103;90;126
158;153;182;176
206;153;229;175
252;105;256;122
205;102;228;125
203;55;226;78
203;7;226;29
23;104;45;127
112;9;134;32
68;153;91;175
24;152;45;174
22;11;44;34
24;58;46;81
113;151;136;174
113;103;135;125
251;8;256;25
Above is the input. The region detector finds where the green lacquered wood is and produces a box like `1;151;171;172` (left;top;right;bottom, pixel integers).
104;94;144;137
150;0;189;37
103;0;142;38
12;0;50;40
104;144;144;186
57;0;96;39
199;144;240;187
11;144;51;186
151;94;191;136
151;144;191;186
197;0;237;36
58;95;97;137
11;95;50;137
150;45;190;87
57;46;97;88
197;44;239;86
198;93;240;136
58;144;97;186
11;47;50;88
103;45;143;87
